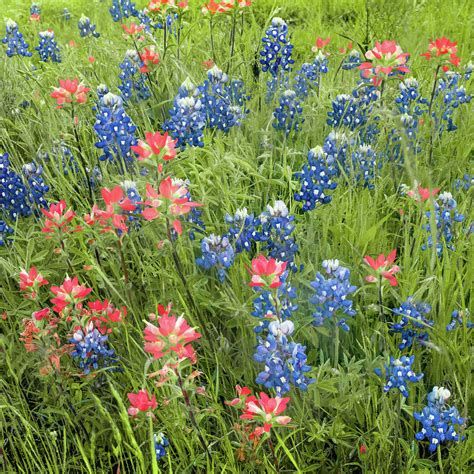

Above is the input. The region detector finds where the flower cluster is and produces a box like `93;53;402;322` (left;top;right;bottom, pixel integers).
164;79;206;150
310;259;357;332
51;78;90;108
446;309;473;331
94;92;138;167
294;52;328;99
414;387;465;452
118;50;151;102
196;234;235;282
2;19;32;57
391;297;434;350
78;15;100;38
226;387;291;440
0;220;14;246
272;89;304;135
131;130;177;172
422;192;465;256
36;30;61;63
260;18;294;77
421;37;460;72
374;355;423;397
363;249;400;287
30;2;41;21
110;0;139;21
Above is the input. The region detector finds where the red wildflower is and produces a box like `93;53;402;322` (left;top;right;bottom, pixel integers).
88;56;95;64
127;389;158;416
202;59;215;69
359;40;410;86
240;392;291;438
131;131;177;171
33;308;51;321
359;444;367;455
30;14;40;22
139;46;160;73
249;255;287;289
421;37;461;72
406;185;440;202
19;267;49;299
363;249;400;287
121;23;145;36
51;79;90;108
312;36;330;52
143;309;201;362
41;200;77;236
202;0;233;15
50;276;93;313
20;319;41;352
226;385;252;406
86;300;126;334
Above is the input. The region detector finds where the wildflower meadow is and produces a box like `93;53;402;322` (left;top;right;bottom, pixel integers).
1;0;473;472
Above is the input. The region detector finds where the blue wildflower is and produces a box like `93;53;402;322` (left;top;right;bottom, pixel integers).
225;208;257;253
272;89;304;135
391;297;434;350
70;325;117;375
2;19;32;57
164;78;206;150
260;17;294;77
36;30;61;63
341;49;361;70
196;234;235;283
154;433;169;460
62;8;71;21
0;220;14;246
30;2;41;17
118;50;151;103
310;259;357;332
78;15;100;38
93;92;138;168
454;174;473;191
374;355;423;397
109;0;139;22
446;309;473;331
414;386;465;452
294;51;329;99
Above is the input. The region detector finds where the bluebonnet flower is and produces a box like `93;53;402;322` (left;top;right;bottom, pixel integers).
96;84;109;100
30;2;41;18
251;270;297;333
294;51;329;99
391;297;434;350
21;162;49;212
327;94;368;131
256;201;299;269
342;49;361;70
260;18;294;77
422;192;465;256
0;220;14;246
62;8;71;21
2;19;32;57
118;50;151;103
93;92;138;168
196;234;235;282
446;309;473;331
464;61;473;80
164;78;206;150
36;30;61;63
396;78;429;116
136;8;158;33
1;153;37;219
78;15;100;38
454;174;473;192
254;322;314;394
272;89;304;135
349;144;378;189
199;66;247;132
70;324;117;375
225;208;257;253
157;13;179;36
374;355;423;397
310;259;357;332
432;71;472;133
294;133;347;211
154;433;169;461
121;180;142;225
109;0;139;22
414;386;465;452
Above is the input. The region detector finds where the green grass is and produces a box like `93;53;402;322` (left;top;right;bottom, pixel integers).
0;0;473;472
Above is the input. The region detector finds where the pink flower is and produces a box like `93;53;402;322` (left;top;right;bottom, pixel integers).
121;23;145;36
127;389;158;416
312;36;330;52
363;249;400;287
249;255;287;289
88;56;96;64
41;200;78;236
51;79;90;108
226;385;252;406
19;267;49;299
421;37;461;72
86;300;126;334
50;276;93;313
406;185;440;202
202;0;233;15
30;13;40;22
144;309;201;362
139;46;160;73
359;40;409;86
131;131;177;171
202;59;215;69
240;392;291;438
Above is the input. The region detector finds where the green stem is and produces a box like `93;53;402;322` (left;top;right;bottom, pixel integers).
333;318;339;368
437;445;445;474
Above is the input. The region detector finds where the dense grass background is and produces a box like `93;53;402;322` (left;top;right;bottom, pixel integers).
0;0;473;472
